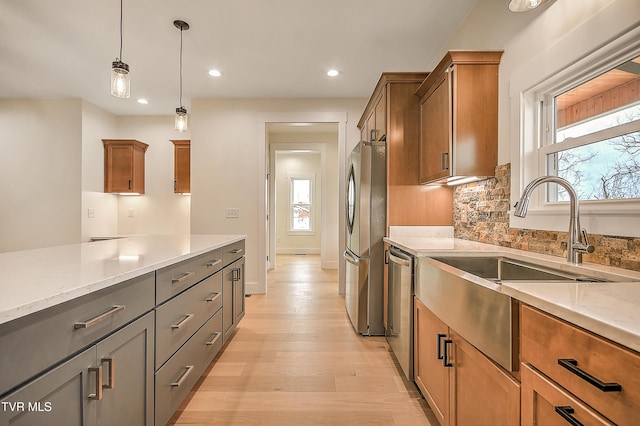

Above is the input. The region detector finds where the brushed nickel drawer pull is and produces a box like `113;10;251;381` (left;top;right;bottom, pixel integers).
88;366;103;400
206;259;222;268
171;314;195;330
101;358;115;389
554;406;583;426
557;359;622;392
232;268;241;281
205;332;222;346
206;292;221;303
172;271;195;284
171;365;194;387
74;305;125;329
230;248;243;254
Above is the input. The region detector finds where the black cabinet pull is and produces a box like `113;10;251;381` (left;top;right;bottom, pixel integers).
554;406;584;426
437;333;447;360
443;339;453;367
557;359;622;392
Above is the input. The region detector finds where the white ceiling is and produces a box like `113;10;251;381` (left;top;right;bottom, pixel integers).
0;0;478;116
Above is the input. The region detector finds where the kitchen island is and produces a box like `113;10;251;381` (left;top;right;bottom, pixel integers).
386;232;640;425
0;234;246;425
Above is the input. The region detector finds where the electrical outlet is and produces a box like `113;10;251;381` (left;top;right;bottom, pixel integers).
225;208;240;218
88;208;96;218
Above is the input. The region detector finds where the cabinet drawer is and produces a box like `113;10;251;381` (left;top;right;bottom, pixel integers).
0;272;154;396
521;363;614;426
155;312;220;426
156;248;223;304
222;240;245;267
521;305;640;425
155;271;222;368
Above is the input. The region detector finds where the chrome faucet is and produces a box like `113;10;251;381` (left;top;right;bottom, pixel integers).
514;176;594;264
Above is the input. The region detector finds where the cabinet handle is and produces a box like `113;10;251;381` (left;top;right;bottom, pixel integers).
230;248;244;255
172;271;195;284
101;357;115;389
232;267;241;282
441;152;449;171
88;366;103;400
443;339;453;367
171;365;194;387
171;313;195;330
205;332;222;346
74;305;125;329
206;259;222;268
554;406;584;426
557;359;622;392
128;180;132;190
437;333;447;360
206;292;221;303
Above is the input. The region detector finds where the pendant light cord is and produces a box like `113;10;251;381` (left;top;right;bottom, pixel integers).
119;0;123;61
179;26;183;108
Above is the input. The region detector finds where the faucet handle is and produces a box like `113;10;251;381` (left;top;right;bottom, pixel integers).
577;229;595;254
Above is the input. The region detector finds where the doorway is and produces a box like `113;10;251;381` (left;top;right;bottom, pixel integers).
257;112;347;295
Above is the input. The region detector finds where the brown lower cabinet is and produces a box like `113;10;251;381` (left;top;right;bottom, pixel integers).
521;363;614;426
414;297;520;426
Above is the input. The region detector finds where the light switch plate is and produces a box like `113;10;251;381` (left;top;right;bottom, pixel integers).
88;208;96;218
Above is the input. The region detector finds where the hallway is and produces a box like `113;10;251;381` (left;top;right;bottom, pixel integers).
171;255;435;425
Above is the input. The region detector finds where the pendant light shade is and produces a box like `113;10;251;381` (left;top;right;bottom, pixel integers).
175;107;188;132
111;0;130;98
508;0;552;12
111;60;130;98
174;20;190;132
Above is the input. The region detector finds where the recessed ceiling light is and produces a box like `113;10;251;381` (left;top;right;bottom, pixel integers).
137;98;149;104
327;69;340;77
208;69;222;77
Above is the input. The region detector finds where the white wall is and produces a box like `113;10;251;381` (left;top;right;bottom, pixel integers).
115;116;191;236
0;99;82;252
190;98;367;294
81;100;119;241
436;0;640;237
274;151;323;254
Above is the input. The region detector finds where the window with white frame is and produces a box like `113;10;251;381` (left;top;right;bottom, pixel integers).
289;175;314;233
540;54;640;202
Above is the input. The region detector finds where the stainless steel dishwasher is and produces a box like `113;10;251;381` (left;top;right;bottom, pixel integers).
386;247;414;380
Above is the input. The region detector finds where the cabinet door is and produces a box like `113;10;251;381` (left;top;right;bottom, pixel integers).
222;264;234;343
172;140;190;193
106;144;134;192
521;363;614;426
233;258;246;326
419;70;451;184
450;329;520;426
97;312;154;426
0;347;97;426
414;298;449;425
374;90;387;141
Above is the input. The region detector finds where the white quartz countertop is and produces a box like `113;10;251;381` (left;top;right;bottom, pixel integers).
385;235;640;353
0;234;245;325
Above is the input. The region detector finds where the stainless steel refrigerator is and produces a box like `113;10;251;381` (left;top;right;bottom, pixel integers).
344;140;386;336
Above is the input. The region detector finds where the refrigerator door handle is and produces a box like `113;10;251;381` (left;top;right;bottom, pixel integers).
343;249;360;265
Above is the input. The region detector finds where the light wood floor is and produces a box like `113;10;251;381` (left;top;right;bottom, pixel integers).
170;255;436;425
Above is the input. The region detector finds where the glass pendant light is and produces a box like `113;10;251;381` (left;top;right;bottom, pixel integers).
174;20;190;132
111;0;130;98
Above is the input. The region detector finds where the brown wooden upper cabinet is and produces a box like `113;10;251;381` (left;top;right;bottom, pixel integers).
357;73;454;229
171;140;190;193
416;51;503;185
102;139;148;194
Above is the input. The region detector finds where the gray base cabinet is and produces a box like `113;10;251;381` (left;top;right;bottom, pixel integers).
0;311;154;426
223;257;245;344
0;238;245;426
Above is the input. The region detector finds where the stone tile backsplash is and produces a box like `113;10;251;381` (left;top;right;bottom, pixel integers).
453;163;640;271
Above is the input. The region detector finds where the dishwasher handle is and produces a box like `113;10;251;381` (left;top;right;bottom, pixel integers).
389;248;412;267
